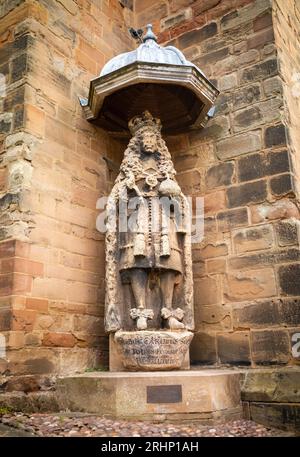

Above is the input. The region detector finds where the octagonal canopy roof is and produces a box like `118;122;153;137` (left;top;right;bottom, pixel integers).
100;24;205;78
81;24;219;135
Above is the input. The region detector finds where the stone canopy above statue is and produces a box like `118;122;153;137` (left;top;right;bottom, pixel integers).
81;25;219;134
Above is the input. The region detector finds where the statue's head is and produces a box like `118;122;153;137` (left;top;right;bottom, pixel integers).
140;129;157;154
128;111;161;154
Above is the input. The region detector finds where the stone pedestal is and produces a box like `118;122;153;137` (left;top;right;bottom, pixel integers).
110;330;192;371
57;369;242;422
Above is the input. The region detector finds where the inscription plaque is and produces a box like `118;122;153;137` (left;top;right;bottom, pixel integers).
147;385;182;404
114;330;193;371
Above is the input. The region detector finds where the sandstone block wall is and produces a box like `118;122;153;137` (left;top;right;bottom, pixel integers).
273;0;300;197
0;0;132;392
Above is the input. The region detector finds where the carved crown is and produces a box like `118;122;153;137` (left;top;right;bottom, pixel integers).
128;111;162;135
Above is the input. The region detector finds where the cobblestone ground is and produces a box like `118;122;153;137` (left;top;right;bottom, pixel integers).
0;423;35;437
0;414;293;437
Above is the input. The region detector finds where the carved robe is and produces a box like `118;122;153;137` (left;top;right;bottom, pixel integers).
119;155;184;275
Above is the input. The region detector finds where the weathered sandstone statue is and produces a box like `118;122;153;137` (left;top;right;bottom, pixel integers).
105;111;194;370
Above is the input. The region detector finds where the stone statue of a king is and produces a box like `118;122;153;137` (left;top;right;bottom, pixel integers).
105;111;194;371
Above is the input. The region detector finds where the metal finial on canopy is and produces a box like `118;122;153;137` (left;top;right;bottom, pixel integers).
143;24;157;42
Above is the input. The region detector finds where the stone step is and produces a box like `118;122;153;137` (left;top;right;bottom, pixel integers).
57;369;242;422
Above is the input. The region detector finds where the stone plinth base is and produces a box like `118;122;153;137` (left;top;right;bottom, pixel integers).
110;330;193;371
57;369;242;421
241;366;300;432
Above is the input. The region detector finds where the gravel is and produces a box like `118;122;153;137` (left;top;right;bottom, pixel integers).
0;413;293;437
